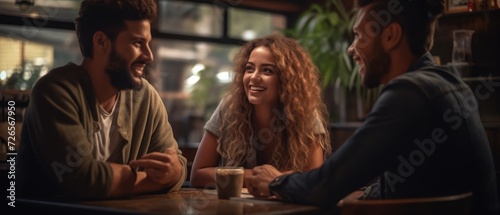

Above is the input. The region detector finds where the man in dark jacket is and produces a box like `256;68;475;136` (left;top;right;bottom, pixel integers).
245;1;498;214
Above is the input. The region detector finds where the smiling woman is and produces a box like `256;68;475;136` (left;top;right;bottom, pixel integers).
189;34;332;188
243;46;279;107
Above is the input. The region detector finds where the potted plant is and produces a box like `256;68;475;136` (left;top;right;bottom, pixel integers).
286;0;379;122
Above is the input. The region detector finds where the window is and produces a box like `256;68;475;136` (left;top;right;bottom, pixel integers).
228;8;286;41
151;38;237;147
0;0;288;147
158;1;223;37
0;24;81;90
0;0;82;22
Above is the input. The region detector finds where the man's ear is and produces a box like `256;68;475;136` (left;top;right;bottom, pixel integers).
382;22;402;51
93;31;110;54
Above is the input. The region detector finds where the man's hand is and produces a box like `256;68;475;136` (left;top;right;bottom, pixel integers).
245;164;282;198
129;149;182;186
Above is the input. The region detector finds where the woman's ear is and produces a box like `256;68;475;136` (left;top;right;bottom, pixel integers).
382;22;402;51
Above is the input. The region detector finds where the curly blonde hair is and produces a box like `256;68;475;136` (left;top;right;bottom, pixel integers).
217;34;332;171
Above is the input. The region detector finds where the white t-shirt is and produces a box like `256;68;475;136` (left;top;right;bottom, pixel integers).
93;95;122;162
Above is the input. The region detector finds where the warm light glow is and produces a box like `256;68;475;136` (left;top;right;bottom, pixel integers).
216;71;232;83
23;71;32;81
191;63;205;75
186;75;200;86
242;30;256;41
0;71;6;81
33;57;45;66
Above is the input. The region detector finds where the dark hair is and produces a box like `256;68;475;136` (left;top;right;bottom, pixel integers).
75;0;157;58
356;0;445;56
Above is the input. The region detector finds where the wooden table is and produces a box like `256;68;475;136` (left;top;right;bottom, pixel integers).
16;188;334;215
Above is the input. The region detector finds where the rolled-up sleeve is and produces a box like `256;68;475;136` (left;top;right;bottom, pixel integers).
147;84;187;192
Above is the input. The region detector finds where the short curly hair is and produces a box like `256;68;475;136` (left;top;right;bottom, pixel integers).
356;0;444;55
75;0;157;58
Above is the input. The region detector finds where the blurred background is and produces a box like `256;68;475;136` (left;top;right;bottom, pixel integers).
0;0;498;161
0;0;306;148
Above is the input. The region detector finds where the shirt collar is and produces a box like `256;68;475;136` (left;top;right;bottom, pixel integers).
407;52;436;73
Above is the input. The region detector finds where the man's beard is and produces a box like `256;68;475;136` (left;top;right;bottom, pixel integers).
105;48;143;90
363;38;390;89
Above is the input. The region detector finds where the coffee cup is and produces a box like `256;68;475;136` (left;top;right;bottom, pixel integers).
215;166;244;199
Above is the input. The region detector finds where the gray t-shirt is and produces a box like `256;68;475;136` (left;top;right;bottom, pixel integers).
204;100;326;137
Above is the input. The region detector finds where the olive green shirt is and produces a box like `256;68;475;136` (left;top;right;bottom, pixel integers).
17;62;186;199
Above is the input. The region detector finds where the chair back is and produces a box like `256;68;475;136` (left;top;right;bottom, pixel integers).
337;192;472;215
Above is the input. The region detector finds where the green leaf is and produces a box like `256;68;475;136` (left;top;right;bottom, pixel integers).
342;51;353;72
309;4;324;14
289;0;377;109
338;62;349;88
328;13;339;26
307;14;326;33
331;0;348;22
296;13;314;34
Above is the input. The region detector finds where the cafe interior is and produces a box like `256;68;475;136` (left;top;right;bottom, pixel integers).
1;0;499;214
